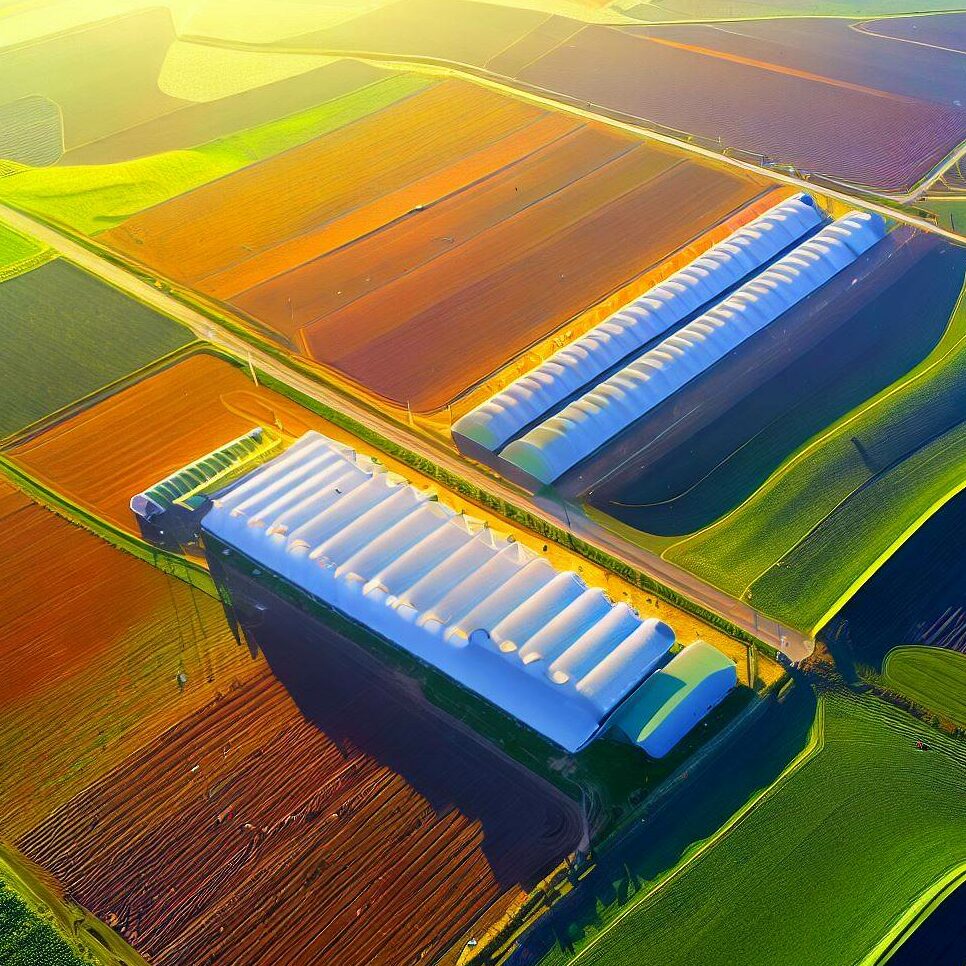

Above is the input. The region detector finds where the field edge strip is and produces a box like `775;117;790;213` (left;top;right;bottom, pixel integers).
567;692;826;964
0;455;215;597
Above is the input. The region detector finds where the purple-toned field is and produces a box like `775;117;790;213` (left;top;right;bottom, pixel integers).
856;13;966;57
516;22;965;191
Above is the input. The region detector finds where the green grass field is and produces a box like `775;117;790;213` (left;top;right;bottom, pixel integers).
0;882;84;966
883;646;966;727
0;73;430;235
0;222;51;281
534;687;966;966
0;259;192;438
665;271;966;635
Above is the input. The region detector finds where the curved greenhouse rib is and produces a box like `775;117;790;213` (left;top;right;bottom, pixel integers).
452;192;823;452
502;210;887;484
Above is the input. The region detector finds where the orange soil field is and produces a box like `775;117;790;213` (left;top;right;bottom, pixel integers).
7;352;337;536
102;80;544;285
304;156;765;410
206;110;583;303
0;481;253;838
20;580;581;965
233;121;631;335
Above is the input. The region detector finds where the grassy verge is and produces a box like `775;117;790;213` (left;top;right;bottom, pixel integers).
0;199;773;657
0;223;52;281
0;844;148;966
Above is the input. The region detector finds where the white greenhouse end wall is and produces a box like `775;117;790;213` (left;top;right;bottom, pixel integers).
502;210;886;484
201;431;676;752
452;193;823;454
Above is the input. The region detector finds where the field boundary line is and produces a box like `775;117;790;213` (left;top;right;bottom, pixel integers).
0;842;151;966
806;435;966;636
568;694;826;964
0;203;794;658
179;33;966;223
861;862;966;966
662;276;966;556
0;455;216;596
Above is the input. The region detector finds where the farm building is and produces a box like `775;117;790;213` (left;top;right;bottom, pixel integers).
201;431;679;752
453;192;823;456
500;210;886;484
131;427;278;547
609;642;737;758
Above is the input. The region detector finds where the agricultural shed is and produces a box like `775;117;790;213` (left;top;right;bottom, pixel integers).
502;210;886;484
130;428;276;523
201;431;676;751
130;427;279;547
452;193;822;454
610;641;737;758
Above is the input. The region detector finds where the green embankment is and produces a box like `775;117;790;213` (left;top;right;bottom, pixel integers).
536;688;966;966
666;275;966;635
0;845;149;966
0;222;52;281
0;884;84;966
882;646;966;727
0;73;430;235
0;259;192;437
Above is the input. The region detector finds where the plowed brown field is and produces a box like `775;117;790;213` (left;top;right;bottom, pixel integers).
8;352;331;534
0;481;253;837
232;121;630;335
302;157;763;409
102;80;544;285
206;110;582;303
19;575;581;965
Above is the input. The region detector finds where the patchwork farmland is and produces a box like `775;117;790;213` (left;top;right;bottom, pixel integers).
99;77;768;411
283;0;966;192
18;572;581;966
0;481;252;838
0;258;192;438
524;687;966;966
7;351;331;534
1;7;965;965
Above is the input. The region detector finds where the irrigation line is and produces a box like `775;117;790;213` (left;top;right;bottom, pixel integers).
567;696;826;964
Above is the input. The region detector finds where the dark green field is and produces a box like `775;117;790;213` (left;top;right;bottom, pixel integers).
0;259;191;438
527;687;966;966
0;882;84;966
883;647;966;727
